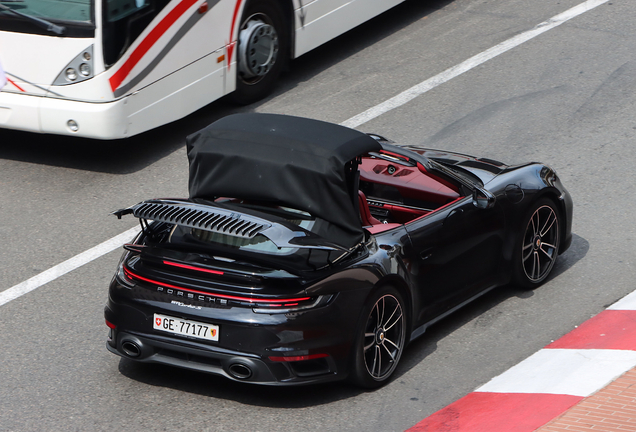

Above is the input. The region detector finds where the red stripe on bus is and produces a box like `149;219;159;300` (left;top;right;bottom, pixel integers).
109;0;198;92
226;0;244;70
6;77;25;92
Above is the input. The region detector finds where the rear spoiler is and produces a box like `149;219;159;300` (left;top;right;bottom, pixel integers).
113;199;349;252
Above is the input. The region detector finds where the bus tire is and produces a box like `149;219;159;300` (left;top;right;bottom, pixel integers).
231;0;288;104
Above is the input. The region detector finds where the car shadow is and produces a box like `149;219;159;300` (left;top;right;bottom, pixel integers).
117;233;589;407
395;233;590;378
0;0;454;174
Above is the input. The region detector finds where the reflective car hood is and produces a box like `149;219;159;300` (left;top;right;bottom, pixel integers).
416;149;508;185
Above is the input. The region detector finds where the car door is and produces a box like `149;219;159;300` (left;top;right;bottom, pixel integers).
403;195;506;327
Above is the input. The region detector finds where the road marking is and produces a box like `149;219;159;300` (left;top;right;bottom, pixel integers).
0;226;141;307
608;289;636;310
0;0;608;307
408;392;583;432
477;349;636;397
342;0;610;128
409;290;636;431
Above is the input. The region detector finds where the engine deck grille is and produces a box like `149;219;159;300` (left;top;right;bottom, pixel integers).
133;202;269;239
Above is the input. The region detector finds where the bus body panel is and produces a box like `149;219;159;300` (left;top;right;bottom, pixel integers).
39;96;129;139
0;32;94;90
125;47;226;137
0;90;129;138
105;0;234;99
0;91;43;132
293;0;406;58
0;0;408;139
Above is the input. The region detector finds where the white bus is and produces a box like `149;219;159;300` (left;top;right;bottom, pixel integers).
0;0;407;139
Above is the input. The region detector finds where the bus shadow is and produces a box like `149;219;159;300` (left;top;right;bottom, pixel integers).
118;233;588;408
0;0;454;174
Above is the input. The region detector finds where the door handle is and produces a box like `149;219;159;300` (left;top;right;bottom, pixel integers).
419;247;434;260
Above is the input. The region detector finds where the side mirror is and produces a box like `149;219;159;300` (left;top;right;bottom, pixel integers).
473;188;496;209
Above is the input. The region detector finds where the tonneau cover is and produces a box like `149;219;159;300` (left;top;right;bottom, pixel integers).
186;113;382;248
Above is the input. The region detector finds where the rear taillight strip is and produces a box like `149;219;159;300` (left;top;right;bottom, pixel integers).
123;267;310;304
162;260;224;275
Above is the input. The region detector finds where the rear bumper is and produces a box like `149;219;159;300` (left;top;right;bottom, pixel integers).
105;331;343;386
0;91;129;139
104;282;367;386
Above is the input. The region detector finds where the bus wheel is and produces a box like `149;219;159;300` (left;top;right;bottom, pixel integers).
232;1;288;104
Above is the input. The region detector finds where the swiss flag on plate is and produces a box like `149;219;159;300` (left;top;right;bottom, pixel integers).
0;59;6;90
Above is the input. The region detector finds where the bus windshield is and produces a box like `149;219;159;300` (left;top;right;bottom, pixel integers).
0;0;93;36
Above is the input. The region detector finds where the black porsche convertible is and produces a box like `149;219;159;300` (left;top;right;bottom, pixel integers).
105;113;572;388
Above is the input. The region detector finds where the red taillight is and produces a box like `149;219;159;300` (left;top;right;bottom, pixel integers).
162;260;224;275
123;267;311;304
269;353;329;362
105;319;116;329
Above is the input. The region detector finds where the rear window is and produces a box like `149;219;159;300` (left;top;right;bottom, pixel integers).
189;218;315;256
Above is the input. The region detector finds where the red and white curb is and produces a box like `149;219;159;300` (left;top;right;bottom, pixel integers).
407;290;636;432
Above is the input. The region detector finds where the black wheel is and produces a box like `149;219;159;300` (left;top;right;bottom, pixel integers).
513;198;561;289
230;0;288;104
350;287;406;389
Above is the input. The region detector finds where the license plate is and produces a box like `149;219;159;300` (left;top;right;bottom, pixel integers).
153;313;219;342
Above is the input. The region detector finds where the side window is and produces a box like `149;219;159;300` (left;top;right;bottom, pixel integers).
102;0;170;67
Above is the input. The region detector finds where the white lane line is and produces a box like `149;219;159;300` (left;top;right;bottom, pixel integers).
342;0;610;128
0;0;608;307
476;348;636;397
0;226;141;307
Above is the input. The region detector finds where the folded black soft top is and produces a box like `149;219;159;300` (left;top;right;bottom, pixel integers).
186;113;382;248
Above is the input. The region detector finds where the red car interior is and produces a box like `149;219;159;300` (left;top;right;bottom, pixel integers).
358;152;463;233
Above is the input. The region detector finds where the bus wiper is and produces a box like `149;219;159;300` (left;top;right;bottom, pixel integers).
0;4;65;35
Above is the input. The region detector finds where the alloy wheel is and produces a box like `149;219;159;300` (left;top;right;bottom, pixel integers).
363;294;404;380
521;204;560;283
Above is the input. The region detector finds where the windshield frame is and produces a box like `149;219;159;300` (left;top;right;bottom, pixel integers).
0;0;95;37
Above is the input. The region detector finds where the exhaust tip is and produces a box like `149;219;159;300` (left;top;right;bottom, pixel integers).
228;363;252;380
121;340;142;358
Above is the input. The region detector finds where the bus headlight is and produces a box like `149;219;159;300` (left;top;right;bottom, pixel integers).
54;45;94;86
79;63;91;77
65;68;78;81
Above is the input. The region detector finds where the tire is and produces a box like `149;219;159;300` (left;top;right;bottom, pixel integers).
349;287;406;389
230;0;288;104
513;198;561;289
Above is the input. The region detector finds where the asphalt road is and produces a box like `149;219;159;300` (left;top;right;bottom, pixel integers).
1;0;634;430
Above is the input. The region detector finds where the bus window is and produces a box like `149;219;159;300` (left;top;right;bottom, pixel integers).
107;0;149;22
102;0;169;67
0;0;94;37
